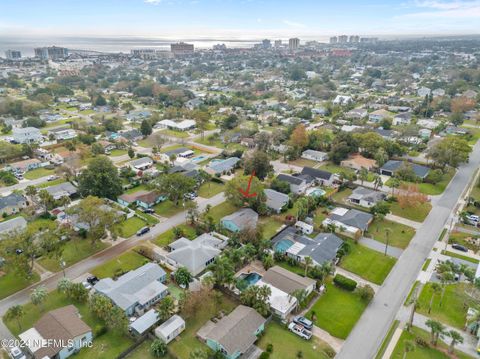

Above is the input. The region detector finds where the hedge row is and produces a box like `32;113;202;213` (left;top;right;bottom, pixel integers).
333;274;357;291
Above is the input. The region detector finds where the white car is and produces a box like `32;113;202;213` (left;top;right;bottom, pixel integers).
47;175;59;181
288;322;312;340
9;347;26;359
82;281;92;290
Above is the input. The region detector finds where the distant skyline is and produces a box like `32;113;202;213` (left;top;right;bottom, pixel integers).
1;0;480;39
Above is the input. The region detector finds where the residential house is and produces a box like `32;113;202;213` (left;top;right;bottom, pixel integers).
166;232;228;276
254;280;297;320
19;305;92;359
205;157;240;176
264;189;289;213
93;263;168;316
272;227;343;268
9;158;42;173
129;157;154;172
0;193;27;216
129;309;159;336
48;128;77;141
301;149;328;162
392;112;412;126
368;109;392;123
45;182;78;200
0;216;27;236
155;315;185;344
445;126;469;136
417;87;431;97
221;208;259;233
380;160;430;179
348;187;386;208
118;190;165;209
463;90;477;99
120;129;143;142
12;127;42;144
323;207;373;238
419;128;432;139
333;95;353;105
432;88;446;97
300;167;335;187
340;154;377;171
417;119;440;130
157;119;196;131
276;174;308;195
201;305;266;359
345;108;368;120
262;265;316;296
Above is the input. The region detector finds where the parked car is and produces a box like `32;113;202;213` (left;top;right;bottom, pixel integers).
142;208;155;214
452;243;468;252
184;192;197;200
82;281;92;290
137;226;150;236
14;173;23;180
47;175;59;181
288;322;312;340
9;347;26;359
293;316;313;330
86;275;99;285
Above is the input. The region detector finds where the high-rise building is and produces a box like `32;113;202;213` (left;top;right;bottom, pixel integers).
5;50;21;60
288;38;300;51
34;46;68;60
329;36;338;44
274;40;282;48
338;35;348;43
349;35;360;43
262;39;271;49
170;42;194;55
131;49;157;59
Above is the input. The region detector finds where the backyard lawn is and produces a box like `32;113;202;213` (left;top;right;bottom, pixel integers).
24;167;55;180
306;280;368;339
115;216;147;238
154;200;184;217
259;216;284;240
389;201;432;222
124;184;149;194
90;250;148;278
340;241;397;285
125;340;175;359
197;181;224;198
169;292;237;358
365;219;416;249
207;201;238;223
417;283;474;329
3;290;134;359
108;149;128;156
258;321;334;359
331;188;353;203
38;238;110;272
36;178;66;188
153;223;198;247
320;163;356;178
0;269;39;300
386;169;455;196
391;326;472;359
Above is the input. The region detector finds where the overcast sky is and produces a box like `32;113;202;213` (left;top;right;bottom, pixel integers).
1;0;479;39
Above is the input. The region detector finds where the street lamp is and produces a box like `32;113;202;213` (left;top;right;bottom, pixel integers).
60;259;66;277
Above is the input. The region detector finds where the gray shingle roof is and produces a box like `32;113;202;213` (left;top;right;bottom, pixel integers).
349;187;386;203
380;160;430;178
221;208;258;230
206;157;240;174
264;189;289;211
277;173;304;185
0;193;25;211
301;167;333;181
262;265;316;294
329;208;373;231
0;216;27;235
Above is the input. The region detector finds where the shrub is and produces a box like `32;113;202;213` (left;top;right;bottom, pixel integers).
357;285;375;302
93;324;107;337
333;274;357;291
266;343;273;353
323;347;336;358
259;352;270;359
415;336;429;348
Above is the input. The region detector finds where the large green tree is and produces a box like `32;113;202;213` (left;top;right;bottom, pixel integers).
153;173;196;206
427;136;471;169
78;156;123;199
224;175;266;212
243;150;273;180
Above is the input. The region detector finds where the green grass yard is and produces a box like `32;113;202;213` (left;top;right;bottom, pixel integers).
320;163;356;178
259;216;284;240
417;283;474;329
124;184;149;194
441;250;479;264
197;181;224;198
108;149;127;156
389;201;432;222
115;216;147;238
154;200;184;217
38;238;110;272
207;201;238;223
153;224;198;247
340;241;397;285
258;321;333;359
90;250;148;278
306;280;368;339
0;270;39;300
36;178;66;188
366;219;416;249
24;167;55;180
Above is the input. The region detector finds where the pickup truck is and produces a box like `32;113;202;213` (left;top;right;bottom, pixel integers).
288;322;312;340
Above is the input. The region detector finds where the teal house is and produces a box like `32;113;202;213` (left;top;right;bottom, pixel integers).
203;305;266;359
220;208;258;233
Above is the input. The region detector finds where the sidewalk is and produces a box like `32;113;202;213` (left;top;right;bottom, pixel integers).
359;237;404;259
385;213;422;229
312;325;344;353
335;267;380;292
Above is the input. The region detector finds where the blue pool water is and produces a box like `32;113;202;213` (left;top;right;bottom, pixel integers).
192;155;207;162
242;272;262;285
274;239;294;253
308;188;326;197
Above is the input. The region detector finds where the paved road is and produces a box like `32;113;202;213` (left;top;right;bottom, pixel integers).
0;175;53;195
337;141;480;359
0;193;225;339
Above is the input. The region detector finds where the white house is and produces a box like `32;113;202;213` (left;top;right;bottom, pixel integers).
301;149;328;162
333;95;353;105
294;220;314;235
255;280;297;320
155;315;186;344
13;127;42;144
157;119;196;131
392;112;412;126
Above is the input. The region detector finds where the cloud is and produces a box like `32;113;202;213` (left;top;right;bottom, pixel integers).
401;0;480;17
282;20;306;28
144;0;162;4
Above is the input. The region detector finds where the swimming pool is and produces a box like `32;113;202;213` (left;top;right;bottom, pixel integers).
307;187;326;197
192;155;207;162
236;272;262;290
274;239;294;253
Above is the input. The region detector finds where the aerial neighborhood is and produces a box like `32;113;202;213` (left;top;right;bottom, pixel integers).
0;32;479;359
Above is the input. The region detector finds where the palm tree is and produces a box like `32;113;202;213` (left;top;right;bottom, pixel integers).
5;305;24;331
304;256;313;277
403;340;415;359
384;228;392;256
439;271;455;307
359;168;368;185
390;177;401;197
447;330;464;354
57;277;72;294
31;286;48;311
425;319;445;346
406;289;420;331
428;283;441;314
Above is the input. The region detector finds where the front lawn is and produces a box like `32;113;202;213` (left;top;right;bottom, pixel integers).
0;270;39;300
418;169;455;195
124;184;149;194
417;282;474;329
197;181;224;198
38;238;110;272
108;149;127;156
366;219;416;249
207;201;238;223
160;129;190;138
24;167;55;180
257;321;334;359
306;280;368;339
320;163;356;178
90;250;148;278
391;326;472;359
259;216;284;240
36;178;66;188
125;340;175;359
441;250;479;264
331;188;353;204
389;201;432;222
169;291;237;358
115;216;147;238
153;224;198;247
340;241;397;285
154;200;184;218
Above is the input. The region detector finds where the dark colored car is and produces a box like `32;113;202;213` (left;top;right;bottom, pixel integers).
137;226;151;236
293;316;313;330
452;243;468;252
142;208;155;214
86;275;99;285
